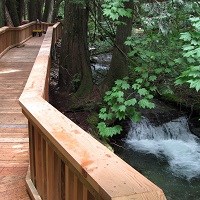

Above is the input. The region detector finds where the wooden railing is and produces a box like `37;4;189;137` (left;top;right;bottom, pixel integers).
17;23;167;200
0;22;51;58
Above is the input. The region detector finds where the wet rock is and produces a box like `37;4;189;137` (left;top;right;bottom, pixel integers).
141;99;185;126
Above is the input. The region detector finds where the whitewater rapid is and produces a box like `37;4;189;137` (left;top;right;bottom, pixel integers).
126;116;200;180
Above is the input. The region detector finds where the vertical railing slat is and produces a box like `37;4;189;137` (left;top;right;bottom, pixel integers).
54;154;62;200
34;129;43;196
46;144;54;200
29;122;36;185
41;137;47;199
83;186;88;200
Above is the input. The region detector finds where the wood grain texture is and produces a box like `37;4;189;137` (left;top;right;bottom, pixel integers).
0;35;44;200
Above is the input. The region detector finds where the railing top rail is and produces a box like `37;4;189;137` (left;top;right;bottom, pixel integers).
0;21;54;33
0;26;10;35
52;22;61;29
19;24;166;200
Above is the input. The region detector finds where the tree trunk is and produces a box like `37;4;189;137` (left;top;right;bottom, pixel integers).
27;0;37;21
59;1;93;98
36;0;44;21
16;0;24;24
0;0;5;27
104;2;134;88
6;0;20;27
47;0;54;23
5;6;14;26
43;0;54;22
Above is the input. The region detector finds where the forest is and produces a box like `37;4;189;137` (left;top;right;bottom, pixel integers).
0;0;200;138
1;1;200;199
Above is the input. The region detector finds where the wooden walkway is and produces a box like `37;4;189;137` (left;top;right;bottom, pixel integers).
0;36;44;199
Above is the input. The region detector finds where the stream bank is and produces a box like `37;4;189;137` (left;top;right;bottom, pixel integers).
49;49;200;200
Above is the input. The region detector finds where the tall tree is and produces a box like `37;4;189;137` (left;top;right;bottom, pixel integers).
16;0;24;23
36;0;45;21
105;1;134;88
43;0;54;22
59;0;93;98
27;0;37;21
0;0;5;27
6;0;20;27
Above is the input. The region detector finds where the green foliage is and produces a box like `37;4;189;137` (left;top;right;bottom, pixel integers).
95;1;200;138
58;1;65;18
97;77;155;138
125;32;179;96
176;17;200;92
102;0;132;21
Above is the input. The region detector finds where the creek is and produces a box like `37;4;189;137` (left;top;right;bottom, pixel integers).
114;116;200;200
91;53;200;199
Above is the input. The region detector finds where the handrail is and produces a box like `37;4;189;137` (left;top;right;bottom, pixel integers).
0;22;52;58
18;23;167;200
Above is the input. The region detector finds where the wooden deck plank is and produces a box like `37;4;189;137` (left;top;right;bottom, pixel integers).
0;143;29;149
0;113;28;124
0;36;44;199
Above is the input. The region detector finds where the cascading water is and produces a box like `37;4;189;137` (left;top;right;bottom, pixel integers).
114;116;200;199
126;116;200;180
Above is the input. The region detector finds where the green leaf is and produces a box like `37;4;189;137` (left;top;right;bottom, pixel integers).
168;61;175;66
149;86;157;92
125;40;132;46
104;95;112;102
99;113;108;120
132;84;140;90
149;75;157;82
119;105;126;112
136;78;143;84
182;44;194;51
138;99;155;109
174;58;183;64
115;79;123;86
117;97;124;103
124;98;137;106
180;32;192;41
175;77;189;85
111;104;119;112
165;68;172;73
138;88;148;96
116;91;124;97
155;68;163;74
105;91;112;96
116;111;126;120
100;108;107;113
98;123;122;138
131;112;141;123
188;79;200;91
121;82;130;90
135;67;143;72
142;72;148;79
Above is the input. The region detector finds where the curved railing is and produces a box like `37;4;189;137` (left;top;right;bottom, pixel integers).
16;23;167;200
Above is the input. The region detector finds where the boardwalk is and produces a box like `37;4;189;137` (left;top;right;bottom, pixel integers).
0;36;44;200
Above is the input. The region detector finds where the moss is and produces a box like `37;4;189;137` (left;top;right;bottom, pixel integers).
86;112;99;127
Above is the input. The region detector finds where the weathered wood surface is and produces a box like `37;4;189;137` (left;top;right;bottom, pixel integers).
0;36;44;200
